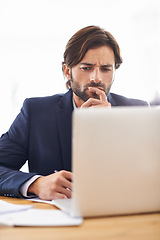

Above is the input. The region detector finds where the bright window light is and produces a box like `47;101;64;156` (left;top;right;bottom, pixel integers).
0;0;160;134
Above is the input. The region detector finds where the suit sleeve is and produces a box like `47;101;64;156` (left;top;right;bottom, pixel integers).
0;99;36;198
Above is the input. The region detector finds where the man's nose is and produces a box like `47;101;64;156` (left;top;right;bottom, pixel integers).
90;68;102;83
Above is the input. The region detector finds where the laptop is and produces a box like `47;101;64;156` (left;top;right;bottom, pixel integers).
53;107;160;217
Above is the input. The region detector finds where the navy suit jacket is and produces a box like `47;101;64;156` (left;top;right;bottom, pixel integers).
0;90;148;197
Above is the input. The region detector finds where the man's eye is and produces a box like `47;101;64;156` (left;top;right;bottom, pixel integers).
81;67;91;71
102;67;111;72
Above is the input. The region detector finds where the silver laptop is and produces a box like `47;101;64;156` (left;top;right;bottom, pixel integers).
53;107;160;217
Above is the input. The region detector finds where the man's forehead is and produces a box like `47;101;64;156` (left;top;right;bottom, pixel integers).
79;46;115;65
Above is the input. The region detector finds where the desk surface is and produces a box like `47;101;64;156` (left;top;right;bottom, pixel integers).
0;196;160;240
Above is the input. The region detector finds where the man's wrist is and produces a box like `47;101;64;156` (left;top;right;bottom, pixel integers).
19;175;41;198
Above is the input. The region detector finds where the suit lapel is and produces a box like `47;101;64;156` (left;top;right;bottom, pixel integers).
56;91;116;171
108;93;117;106
56;90;73;171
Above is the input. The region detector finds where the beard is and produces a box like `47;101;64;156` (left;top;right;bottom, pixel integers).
70;76;112;102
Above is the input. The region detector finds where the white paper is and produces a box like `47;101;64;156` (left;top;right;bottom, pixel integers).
0;209;83;226
27;197;55;205
0;200;33;215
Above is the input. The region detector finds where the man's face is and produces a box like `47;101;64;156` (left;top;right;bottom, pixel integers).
70;46;115;102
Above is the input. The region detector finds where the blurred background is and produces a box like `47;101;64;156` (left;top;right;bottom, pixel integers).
0;0;160;135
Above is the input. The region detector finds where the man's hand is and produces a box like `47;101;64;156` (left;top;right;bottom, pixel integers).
81;87;111;108
28;170;72;200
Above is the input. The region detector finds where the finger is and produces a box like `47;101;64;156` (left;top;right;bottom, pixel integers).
56;185;72;198
60;178;72;192
90;103;111;108
37;185;69;201
54;171;72;191
63;187;72;198
81;98;99;108
88;87;107;102
81;98;111;108
53;192;68;200
57;171;72;189
61;170;73;182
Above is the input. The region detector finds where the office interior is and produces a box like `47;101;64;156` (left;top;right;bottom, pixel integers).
0;0;160;160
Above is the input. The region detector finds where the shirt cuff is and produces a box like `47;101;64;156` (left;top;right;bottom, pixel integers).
19;175;41;198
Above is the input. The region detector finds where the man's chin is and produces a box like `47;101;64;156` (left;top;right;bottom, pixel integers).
73;89;100;102
91;93;100;100
86;91;100;100
83;89;99;100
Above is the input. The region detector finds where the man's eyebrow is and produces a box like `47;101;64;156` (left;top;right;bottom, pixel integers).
101;64;114;68
80;62;95;66
80;62;113;67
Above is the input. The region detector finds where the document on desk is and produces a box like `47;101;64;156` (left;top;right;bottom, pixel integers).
0;209;83;226
0;200;33;215
27;197;55;205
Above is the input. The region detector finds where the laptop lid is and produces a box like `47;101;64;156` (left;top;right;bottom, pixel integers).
70;107;160;217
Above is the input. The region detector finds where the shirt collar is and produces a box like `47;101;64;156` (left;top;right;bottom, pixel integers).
72;97;77;109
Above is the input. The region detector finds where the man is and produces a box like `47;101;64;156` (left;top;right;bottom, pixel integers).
0;26;148;200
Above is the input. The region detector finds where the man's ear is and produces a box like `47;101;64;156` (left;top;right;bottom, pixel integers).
63;64;71;80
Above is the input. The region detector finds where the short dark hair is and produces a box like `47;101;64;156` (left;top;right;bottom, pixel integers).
63;25;123;89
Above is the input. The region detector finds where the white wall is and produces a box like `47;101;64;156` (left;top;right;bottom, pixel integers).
0;0;160;135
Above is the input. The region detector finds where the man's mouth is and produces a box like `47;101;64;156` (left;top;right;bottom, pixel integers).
85;84;105;91
96;87;105;92
87;82;106;91
87;86;105;92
